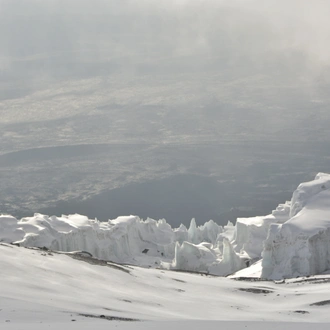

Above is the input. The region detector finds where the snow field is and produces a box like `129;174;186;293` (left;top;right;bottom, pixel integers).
2;243;330;328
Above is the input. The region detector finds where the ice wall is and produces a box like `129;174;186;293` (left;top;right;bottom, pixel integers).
231;202;291;259
262;173;330;279
0;206;289;275
290;173;330;217
1;173;330;278
0;211;249;275
0;213;228;269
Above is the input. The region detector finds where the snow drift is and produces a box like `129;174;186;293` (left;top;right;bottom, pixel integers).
1;173;330;278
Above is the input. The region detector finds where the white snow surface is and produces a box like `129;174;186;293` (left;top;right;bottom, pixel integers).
1;173;330;279
2;173;330;328
1;243;330;329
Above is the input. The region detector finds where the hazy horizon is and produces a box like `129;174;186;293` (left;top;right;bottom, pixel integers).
1;0;330;226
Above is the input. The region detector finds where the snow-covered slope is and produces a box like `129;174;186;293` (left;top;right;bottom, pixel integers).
1;243;330;329
1;173;330;279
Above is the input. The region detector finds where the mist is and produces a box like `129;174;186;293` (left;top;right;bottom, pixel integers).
2;1;330;82
1;0;330;226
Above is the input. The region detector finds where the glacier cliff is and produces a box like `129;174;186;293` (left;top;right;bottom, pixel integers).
1;173;330;278
261;173;330;279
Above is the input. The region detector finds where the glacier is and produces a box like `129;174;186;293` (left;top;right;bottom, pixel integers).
1;173;330;279
261;173;330;279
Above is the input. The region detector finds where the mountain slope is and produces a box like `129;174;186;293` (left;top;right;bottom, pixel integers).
2;243;330;329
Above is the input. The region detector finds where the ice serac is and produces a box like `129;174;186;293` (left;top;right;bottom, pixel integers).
290;173;330;218
2;173;330;278
18;214;179;265
0;212;229;271
165;237;245;276
262;173;330;279
0;210;248;275
0;204;293;276
0;215;25;243
170;241;217;274
187;218;223;245
232;202;291;260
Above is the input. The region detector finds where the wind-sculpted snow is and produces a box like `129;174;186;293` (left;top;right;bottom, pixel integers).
1;173;330;278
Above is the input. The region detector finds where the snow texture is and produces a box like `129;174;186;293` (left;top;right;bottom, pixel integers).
2;243;330;328
1;173;330;278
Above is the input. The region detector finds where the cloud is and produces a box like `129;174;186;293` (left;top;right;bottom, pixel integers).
1;0;330;84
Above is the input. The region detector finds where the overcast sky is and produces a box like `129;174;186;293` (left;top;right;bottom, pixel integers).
1;0;330;83
1;0;330;145
1;0;330;222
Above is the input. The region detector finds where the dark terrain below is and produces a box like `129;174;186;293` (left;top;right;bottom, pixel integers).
1;141;329;227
